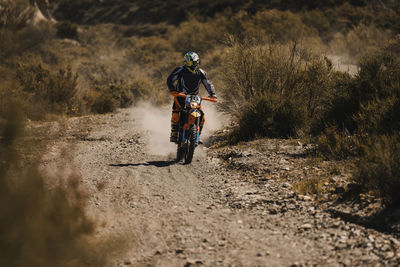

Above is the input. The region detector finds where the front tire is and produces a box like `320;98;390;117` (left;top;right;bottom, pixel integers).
176;141;184;162
184;125;197;164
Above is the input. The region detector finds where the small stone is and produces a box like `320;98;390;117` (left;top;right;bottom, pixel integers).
300;223;313;230
342;259;351;266
243;151;251;157
391;238;400;247
386;251;395;258
332;221;341;228
269;208;278;215
368;235;375;242
298;195;312;201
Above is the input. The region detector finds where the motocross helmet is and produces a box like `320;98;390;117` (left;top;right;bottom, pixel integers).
184;52;200;72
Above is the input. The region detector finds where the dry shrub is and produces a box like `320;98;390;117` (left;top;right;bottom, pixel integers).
0;0;34;28
16;63;79;119
123;23;169;37
320;36;400;135
123;35;180;76
220;37;336;141
0;23;52;60
232;94;306;142
56;21;78;40
85;89;118;114
316;37;400;206
293;176;328;197
169;18;224;53
0;107;110;266
317;125;358;159
248;9;318;43
125;35;176;65
354;134;400;206
329;24;392;61
167;9;319;55
83;64;165;114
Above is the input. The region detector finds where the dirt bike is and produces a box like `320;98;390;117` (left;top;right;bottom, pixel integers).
170;92;217;164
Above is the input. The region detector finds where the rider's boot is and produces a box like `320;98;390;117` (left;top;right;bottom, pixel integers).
170;122;179;143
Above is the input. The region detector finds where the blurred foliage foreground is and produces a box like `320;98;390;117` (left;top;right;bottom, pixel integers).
0;108;115;266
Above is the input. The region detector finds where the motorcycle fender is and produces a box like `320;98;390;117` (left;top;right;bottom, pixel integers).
188;110;200;124
184;109;201;130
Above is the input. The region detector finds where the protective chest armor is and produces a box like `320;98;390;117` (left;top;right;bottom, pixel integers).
179;69;202;95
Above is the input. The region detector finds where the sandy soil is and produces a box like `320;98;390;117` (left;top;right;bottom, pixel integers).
40;107;400;267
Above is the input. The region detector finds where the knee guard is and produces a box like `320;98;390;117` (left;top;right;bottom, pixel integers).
171;111;180;123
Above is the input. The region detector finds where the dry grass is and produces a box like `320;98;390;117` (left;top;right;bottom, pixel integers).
293;176;328;197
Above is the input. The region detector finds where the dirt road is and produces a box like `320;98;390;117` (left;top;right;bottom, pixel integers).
43;107;399;266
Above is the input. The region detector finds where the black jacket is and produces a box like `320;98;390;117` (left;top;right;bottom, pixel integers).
167;66;216;96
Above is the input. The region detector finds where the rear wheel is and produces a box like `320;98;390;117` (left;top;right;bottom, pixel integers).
184;125;197;164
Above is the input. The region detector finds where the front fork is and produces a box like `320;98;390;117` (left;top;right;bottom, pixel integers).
180;110;201;143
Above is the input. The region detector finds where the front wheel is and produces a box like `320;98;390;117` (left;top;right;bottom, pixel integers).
176;141;184;162
184;125;197;164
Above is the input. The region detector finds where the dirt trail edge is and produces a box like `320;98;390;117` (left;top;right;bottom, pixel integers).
46;108;398;267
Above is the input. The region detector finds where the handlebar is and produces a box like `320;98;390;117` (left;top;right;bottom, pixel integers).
170;91;218;103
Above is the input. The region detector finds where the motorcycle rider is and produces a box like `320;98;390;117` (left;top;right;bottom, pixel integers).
167;51;217;143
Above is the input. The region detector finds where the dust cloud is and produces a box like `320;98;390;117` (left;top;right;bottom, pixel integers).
131;100;226;156
327;54;358;75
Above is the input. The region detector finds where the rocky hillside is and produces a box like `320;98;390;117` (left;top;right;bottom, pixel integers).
48;0;400;32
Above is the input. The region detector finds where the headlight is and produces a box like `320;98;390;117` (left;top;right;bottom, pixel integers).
190;102;198;108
